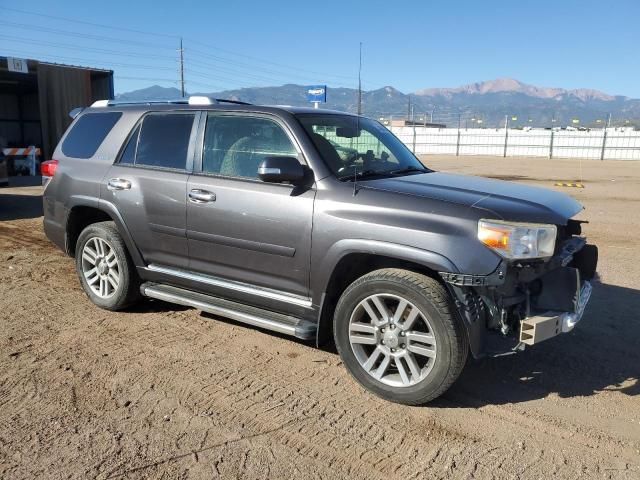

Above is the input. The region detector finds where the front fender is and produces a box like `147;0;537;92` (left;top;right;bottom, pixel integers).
311;239;459;306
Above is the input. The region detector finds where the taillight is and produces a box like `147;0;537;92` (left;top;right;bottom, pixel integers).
41;159;59;177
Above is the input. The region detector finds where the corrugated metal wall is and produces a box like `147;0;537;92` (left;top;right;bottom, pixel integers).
37;63;93;159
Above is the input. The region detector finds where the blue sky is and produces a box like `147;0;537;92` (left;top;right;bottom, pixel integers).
1;0;639;96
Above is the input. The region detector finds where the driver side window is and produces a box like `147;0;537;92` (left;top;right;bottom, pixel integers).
202;114;298;179
310;125;400;172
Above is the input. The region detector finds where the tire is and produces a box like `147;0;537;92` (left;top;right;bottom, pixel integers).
333;268;468;405
75;221;141;311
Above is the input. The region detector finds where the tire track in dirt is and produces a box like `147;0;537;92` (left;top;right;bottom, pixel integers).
65;305;636;479
1;214;639;479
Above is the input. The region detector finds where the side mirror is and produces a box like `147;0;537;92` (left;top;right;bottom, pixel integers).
258;156;307;185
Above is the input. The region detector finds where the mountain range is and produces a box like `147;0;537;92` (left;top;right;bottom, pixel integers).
115;78;640;128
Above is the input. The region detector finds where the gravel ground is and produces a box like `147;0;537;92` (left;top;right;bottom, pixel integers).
0;157;639;479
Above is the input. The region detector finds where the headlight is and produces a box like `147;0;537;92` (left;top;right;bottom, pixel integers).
478;219;557;260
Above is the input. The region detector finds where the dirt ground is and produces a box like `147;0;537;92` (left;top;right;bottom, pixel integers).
0;157;639;479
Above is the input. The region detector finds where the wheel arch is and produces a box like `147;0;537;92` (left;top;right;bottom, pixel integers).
65;197;144;267
314;240;459;348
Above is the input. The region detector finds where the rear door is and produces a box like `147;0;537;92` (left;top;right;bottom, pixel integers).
186;112;315;299
101;111;198;268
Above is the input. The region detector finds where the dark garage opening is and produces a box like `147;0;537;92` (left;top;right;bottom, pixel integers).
0;57;114;178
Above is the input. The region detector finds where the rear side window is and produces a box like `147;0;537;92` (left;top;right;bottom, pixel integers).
134;113;195;170
62;112;122;158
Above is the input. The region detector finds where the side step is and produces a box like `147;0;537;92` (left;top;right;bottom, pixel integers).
140;283;317;340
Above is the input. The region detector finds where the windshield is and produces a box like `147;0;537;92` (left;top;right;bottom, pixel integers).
297;114;430;180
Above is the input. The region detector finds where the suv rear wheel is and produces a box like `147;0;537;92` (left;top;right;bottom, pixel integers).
75;221;140;310
333;268;468;405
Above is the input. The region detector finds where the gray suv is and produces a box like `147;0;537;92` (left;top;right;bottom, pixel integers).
42;97;598;405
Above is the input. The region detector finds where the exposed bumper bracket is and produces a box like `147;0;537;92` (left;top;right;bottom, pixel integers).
519;281;592;345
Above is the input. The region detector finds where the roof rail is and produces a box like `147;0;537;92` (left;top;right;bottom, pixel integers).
90;96;252;108
214;98;252;106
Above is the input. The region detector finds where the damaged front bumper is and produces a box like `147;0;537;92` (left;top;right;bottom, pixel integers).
440;235;598;358
519;280;592;345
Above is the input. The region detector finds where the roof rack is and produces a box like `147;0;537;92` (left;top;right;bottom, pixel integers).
90;96;252;107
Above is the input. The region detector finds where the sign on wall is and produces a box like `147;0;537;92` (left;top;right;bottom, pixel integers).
7;57;29;74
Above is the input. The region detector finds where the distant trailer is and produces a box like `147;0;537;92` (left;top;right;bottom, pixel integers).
0;56;114;162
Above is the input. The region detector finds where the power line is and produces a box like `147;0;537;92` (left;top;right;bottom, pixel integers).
186;79;246;93
1;48;177;72
185;58;308;86
185;68;270;88
189;42;355;81
115;75;178;83
1;5;362;87
0;34;175;60
186;38;357;82
0;20;176;51
185;48;341;85
0;6;179;40
0;6;391;94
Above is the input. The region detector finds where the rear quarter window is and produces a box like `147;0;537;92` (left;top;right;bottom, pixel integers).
61;112;122;158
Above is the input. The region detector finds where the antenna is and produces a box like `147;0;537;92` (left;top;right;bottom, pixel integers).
357;42;362;116
354;41;363;195
179;37;185;97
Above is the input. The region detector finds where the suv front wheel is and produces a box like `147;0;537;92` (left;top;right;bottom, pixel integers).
75;221;140;311
333;268;468;405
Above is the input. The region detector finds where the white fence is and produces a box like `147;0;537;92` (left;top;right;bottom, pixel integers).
390;126;640;160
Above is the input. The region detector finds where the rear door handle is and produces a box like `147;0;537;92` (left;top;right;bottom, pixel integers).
107;178;132;191
189;189;216;203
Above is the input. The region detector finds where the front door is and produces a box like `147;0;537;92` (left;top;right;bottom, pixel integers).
186;112;315;299
102;111;198;268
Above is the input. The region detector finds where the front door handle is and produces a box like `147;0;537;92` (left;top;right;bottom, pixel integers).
189;189;216;203
107;178;132;191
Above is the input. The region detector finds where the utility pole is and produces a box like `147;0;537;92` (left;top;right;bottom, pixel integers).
179;37;185;98
407;96;411;122
357;42;362;116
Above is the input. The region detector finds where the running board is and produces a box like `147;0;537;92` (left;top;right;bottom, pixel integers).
140;283;316;340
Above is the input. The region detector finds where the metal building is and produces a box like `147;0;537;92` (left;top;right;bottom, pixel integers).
0;56;114;167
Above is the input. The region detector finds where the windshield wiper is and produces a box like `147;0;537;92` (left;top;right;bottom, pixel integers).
339;169;390;181
389;166;429;176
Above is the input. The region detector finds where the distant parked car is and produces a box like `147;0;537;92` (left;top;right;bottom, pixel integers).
42;97;598;405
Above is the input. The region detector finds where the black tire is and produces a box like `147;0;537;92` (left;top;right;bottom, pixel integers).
333;268;468;405
75;221;141;311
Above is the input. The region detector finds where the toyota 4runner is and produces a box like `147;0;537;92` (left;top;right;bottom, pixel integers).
42;97;598;405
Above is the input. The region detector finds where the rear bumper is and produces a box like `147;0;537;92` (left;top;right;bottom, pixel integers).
519;280;592;345
43;213;67;253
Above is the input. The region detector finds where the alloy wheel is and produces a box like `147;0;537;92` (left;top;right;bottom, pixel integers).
81;237;120;298
348;293;437;387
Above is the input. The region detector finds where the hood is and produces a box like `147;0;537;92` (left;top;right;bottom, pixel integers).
361;172;583;225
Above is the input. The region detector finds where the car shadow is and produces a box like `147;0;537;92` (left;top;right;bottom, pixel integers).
0;193;43;220
434;281;640;407
125;298;191;314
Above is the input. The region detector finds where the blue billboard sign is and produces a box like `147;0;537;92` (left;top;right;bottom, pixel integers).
306;85;327;103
